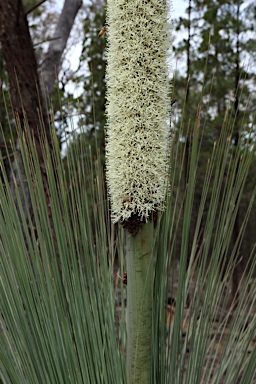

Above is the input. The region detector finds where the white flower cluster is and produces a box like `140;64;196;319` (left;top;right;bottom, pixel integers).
105;0;171;223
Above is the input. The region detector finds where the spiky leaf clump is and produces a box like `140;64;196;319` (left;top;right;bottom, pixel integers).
105;0;171;223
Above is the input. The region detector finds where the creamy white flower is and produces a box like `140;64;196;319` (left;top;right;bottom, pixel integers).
106;0;171;223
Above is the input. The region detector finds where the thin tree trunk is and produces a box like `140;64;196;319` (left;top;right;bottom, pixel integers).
40;0;82;97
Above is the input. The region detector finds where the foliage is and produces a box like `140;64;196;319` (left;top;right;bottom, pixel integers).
69;1;106;157
153;97;256;382
173;0;256;136
0;88;256;383
0;1;256;382
172;0;256;268
0;122;125;383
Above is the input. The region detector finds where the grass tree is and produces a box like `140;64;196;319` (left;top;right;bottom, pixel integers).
1;2;256;384
1;80;256;384
105;0;171;382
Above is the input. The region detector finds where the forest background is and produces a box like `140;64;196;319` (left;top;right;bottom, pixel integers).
1;0;255;283
0;0;256;382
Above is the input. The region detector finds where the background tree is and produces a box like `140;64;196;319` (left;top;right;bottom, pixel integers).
172;0;256;282
0;0;51;224
40;0;82;98
66;0;107;158
0;0;82;236
1;1;256;383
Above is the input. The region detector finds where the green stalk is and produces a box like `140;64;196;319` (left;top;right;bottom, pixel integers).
105;1;171;382
126;220;154;383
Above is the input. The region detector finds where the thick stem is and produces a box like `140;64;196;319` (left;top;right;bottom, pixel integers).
126;220;154;384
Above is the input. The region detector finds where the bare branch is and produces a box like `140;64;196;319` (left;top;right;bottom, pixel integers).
25;0;48;16
34;36;61;47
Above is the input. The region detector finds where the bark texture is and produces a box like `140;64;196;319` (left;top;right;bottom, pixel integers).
0;0;81;245
0;0;51;230
0;0;49;133
40;0;82;96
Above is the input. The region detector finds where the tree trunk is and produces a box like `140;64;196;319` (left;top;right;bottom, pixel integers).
40;0;82;97
0;0;51;232
0;1;49;134
0;0;81;244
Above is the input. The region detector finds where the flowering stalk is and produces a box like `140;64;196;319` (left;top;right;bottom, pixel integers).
105;0;171;381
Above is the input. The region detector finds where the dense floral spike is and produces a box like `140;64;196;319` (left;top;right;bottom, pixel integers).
105;0;171;223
